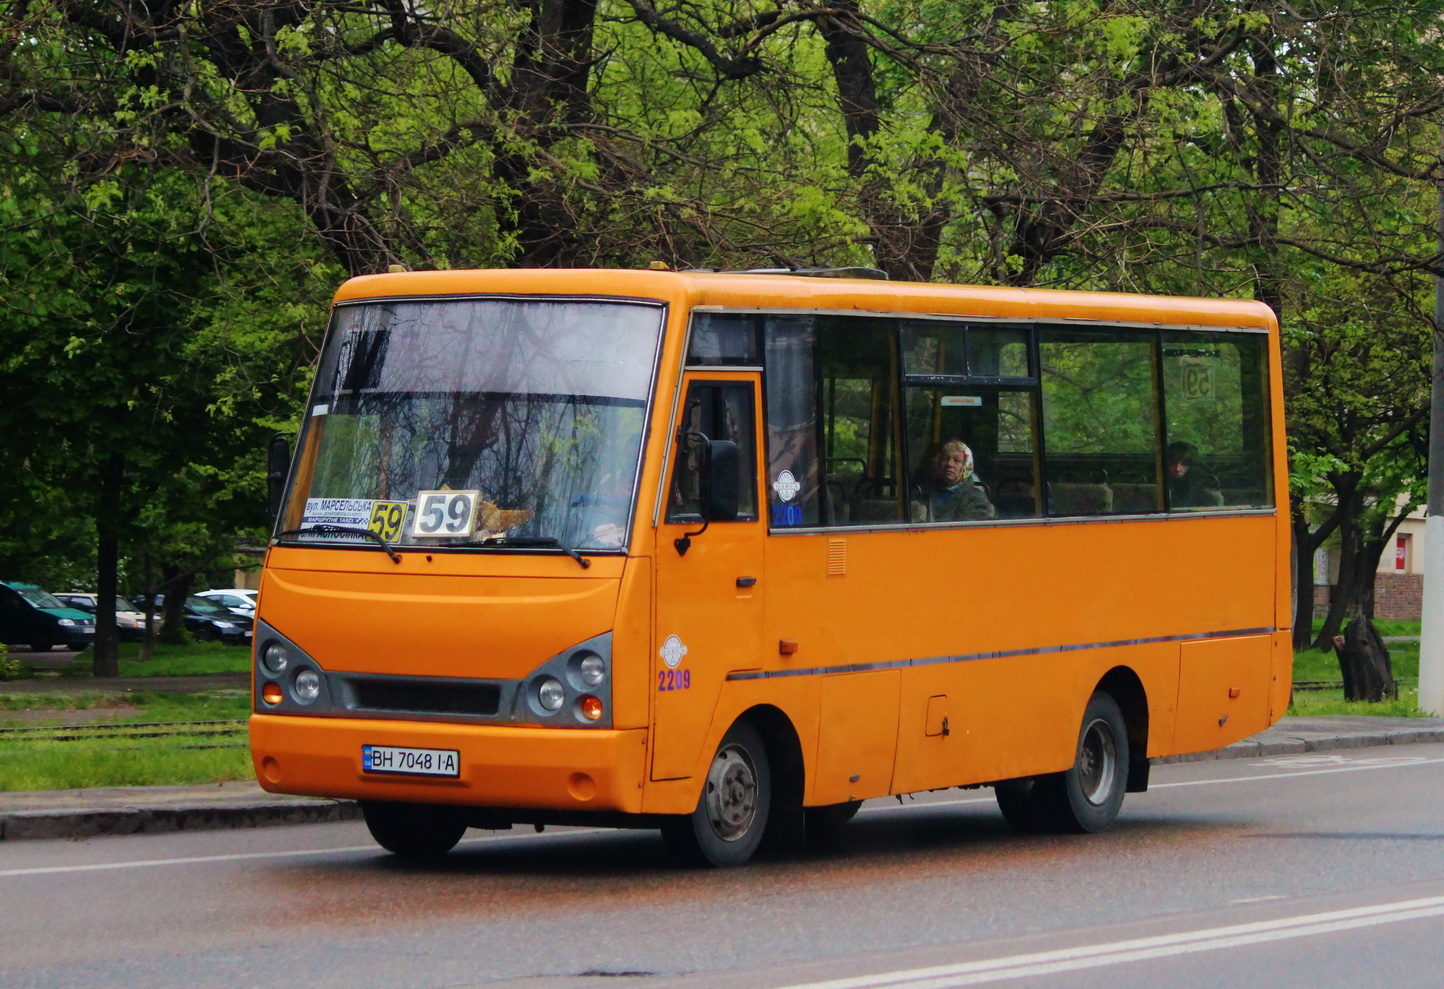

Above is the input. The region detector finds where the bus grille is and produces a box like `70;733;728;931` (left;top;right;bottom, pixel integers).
349;679;501;717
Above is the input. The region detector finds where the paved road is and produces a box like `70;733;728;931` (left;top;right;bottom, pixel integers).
2;715;1442;842
4;742;1444;988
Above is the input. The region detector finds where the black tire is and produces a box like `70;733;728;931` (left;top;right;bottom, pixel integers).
994;778;1051;833
805;800;862;843
361;800;468;859
193;625;217;643
995;692;1129;834
28;632;53;653
66;643;86;652
1055;691;1129;833
662;721;771;868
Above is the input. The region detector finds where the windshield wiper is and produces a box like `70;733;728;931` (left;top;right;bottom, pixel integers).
275;525;402;565
474;534;591;569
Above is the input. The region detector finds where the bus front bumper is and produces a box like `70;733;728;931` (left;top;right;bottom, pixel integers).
249;714;648;815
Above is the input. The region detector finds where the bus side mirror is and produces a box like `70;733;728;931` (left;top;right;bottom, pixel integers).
702;439;740;522
267;434;291;522
675;437;740;556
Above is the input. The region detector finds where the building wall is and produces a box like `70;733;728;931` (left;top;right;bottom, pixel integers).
1310;514;1427;622
1375;572;1424;621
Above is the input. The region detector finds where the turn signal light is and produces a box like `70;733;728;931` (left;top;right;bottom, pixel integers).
579;695;604;721
261;681;283;705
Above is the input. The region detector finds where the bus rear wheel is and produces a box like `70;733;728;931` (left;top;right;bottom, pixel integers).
805;800;862;844
995;691;1129;835
360;800;467;859
663;721;771;868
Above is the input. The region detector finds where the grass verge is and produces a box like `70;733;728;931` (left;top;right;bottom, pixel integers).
1288;639;1424;717
0;689;254;792
2;640;250;681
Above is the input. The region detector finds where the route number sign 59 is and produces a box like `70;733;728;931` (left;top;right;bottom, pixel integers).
410;490;481;538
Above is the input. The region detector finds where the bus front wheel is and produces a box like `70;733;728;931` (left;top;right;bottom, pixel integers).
995;691;1129;835
360;800;467;859
663;721;771;868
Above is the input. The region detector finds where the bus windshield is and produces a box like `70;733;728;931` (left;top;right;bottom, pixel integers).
278;298;662;553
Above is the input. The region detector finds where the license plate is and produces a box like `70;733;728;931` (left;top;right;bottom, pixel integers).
362;745;460;778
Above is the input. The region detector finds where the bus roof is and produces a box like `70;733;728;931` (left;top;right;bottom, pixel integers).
333;268;1277;332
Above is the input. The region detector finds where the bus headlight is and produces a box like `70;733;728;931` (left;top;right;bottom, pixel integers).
262;642;290;675
578;654;606;687
537;676;565;712
293;668;322;703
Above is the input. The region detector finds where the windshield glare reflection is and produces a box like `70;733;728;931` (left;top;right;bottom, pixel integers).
279;299;661;553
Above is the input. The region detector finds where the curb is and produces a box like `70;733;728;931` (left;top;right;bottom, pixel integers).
0;795;360;842
1158;725;1444;763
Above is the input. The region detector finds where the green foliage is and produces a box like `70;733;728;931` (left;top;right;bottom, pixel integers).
0;644;19;682
1;0;1441;644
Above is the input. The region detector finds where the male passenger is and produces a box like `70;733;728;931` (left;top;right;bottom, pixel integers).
1165;441;1217;508
914;439;995;522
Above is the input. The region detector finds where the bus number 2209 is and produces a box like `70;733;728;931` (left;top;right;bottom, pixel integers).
657;669;691;691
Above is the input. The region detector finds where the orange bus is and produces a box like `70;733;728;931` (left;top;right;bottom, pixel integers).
251;267;1291;866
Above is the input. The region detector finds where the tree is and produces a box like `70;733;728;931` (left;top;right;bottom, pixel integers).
0;148;327;673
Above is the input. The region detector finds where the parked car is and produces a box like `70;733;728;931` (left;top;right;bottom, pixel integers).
52;592;149;643
194;588;258;619
0;582;96;652
132;594;252;646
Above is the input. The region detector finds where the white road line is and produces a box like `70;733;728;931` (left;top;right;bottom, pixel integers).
1151;755;1444;789
771;895;1444;989
862;755;1444;813
0;828;583;878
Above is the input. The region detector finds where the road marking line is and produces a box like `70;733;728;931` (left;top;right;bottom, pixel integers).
0;828;586;878
771;895;1444;989
1152;756;1444;789
861;755;1444;813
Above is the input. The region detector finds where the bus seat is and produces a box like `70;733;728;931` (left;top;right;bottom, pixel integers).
992;479;1039;518
854;499;902;523
1048;482;1113;516
1110;482;1160;514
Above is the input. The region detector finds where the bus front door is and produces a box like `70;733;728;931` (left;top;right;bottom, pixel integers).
651;375;764;781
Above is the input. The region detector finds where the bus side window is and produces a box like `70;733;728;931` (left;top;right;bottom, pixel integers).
764;316;822;528
1162;332;1273;510
666;383;758;523
819;317;902;526
1038;328;1160;517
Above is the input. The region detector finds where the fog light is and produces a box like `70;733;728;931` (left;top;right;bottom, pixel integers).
293;668;322;703
579;695;604;721
262;642;289;674
578;654;606;687
261;681;283;705
537;676;565;712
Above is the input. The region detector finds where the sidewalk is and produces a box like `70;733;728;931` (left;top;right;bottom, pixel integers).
3;716;1443;842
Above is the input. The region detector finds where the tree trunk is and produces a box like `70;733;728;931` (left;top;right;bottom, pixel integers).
92;451;124;678
1333;617;1397;702
1314;487;1368;650
159;567;194;645
1291;506;1321;651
